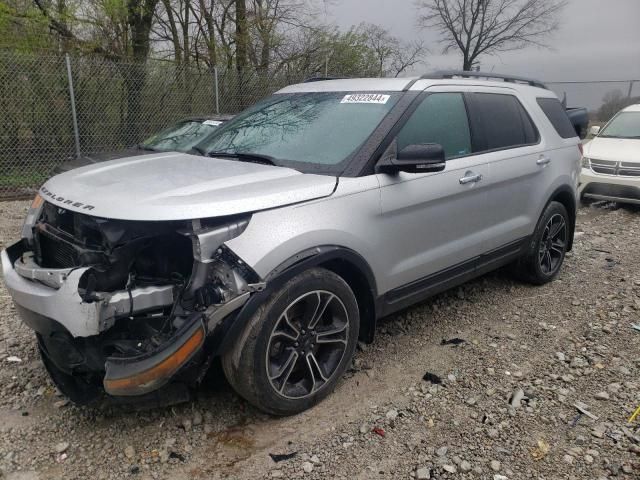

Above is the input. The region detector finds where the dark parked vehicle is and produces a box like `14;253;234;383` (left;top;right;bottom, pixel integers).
566;107;589;139
53;115;233;174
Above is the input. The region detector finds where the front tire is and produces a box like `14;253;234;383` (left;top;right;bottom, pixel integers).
222;268;359;416
516;201;570;285
36;334;103;405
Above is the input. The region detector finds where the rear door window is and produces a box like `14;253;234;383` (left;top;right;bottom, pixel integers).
537;97;579;138
470;93;539;150
396;93;472;159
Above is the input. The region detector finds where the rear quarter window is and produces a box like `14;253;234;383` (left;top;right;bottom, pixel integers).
536;97;577;139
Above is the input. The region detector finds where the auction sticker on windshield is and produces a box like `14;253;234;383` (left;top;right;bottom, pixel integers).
341;94;390;104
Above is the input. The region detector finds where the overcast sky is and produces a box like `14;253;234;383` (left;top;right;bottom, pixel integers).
324;0;640;108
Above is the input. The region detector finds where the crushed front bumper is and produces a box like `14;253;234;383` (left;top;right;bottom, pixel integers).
1;240;252;400
2;240;174;337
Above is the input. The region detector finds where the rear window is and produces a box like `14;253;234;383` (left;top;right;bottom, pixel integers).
473;93;539;150
536;97;576;138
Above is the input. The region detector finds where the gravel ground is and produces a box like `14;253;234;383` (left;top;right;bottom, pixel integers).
0;200;639;480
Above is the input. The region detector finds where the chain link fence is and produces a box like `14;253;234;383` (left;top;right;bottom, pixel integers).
1;49;639;199
0;50;309;198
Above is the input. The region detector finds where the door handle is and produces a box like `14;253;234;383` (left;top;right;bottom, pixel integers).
459;171;483;185
536;155;551;166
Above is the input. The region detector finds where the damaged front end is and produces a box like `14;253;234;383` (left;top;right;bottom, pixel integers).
2;198;263;404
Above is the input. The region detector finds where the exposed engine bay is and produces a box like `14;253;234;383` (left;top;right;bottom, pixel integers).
6;200;263;404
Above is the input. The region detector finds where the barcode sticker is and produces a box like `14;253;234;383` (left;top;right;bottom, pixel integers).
341;94;390;104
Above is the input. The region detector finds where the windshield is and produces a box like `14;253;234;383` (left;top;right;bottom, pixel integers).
195;92;401;170
600;112;640;139
142;120;222;152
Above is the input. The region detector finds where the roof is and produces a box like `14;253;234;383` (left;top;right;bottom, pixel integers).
622;104;640;112
424;70;547;89
277;77;418;93
277;76;553;95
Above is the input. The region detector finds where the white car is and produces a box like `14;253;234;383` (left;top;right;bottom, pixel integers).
580;104;640;204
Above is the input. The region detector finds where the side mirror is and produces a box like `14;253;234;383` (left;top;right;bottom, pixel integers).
589;125;600;136
378;143;446;174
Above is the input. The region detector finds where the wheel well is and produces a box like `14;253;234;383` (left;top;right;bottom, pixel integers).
550;188;576;251
319;258;377;343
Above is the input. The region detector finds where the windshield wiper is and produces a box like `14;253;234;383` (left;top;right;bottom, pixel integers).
207;151;279;166
190;145;206;156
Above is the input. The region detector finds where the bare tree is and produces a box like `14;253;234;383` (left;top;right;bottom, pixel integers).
416;0;566;70
272;25;329;78
388;40;425;77
235;0;248;73
272;22;425;79
360;23;426;77
247;0;285;73
156;0;189;64
597;90;640;123
193;0;219;68
210;0;237;70
33;0;77;51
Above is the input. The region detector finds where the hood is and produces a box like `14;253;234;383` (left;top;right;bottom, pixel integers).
584;137;640;163
51;149;143;175
41;152;337;221
84;148;145;163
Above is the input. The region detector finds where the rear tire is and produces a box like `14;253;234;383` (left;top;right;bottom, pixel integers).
516;201;570;285
222;268;359;416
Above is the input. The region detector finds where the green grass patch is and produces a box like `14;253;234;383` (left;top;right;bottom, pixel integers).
1;170;48;189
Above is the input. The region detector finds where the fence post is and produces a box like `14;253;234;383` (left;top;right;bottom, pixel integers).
65;53;81;159
214;66;220;114
628;80;635;98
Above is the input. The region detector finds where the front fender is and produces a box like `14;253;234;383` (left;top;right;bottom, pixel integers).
224;175;383;287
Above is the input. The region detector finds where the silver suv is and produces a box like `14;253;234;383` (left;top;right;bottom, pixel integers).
2;72;581;415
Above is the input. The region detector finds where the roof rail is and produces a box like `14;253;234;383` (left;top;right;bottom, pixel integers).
422;70;548;89
303;76;345;83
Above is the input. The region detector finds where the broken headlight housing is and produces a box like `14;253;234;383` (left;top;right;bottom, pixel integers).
21;194;44;243
181;217;262;312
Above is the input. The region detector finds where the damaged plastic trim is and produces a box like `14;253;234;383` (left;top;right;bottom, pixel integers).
204;291;250;331
102;290;252;397
14;251;72;289
103;315;206;396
